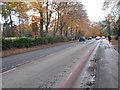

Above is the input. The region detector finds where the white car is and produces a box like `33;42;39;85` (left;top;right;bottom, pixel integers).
96;36;101;40
102;36;105;39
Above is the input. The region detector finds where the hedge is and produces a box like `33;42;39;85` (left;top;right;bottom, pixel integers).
112;35;119;40
2;36;68;50
2;38;13;50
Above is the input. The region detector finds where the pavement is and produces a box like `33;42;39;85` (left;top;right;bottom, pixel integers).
73;39;119;89
94;39;119;88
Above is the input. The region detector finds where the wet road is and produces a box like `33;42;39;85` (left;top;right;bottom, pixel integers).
2;39;99;88
3;40;95;72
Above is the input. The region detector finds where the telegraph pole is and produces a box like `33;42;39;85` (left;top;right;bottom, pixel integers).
100;18;111;36
106;18;111;36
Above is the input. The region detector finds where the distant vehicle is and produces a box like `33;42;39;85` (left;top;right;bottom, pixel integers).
96;36;101;40
88;37;92;40
79;37;86;41
102;36;105;39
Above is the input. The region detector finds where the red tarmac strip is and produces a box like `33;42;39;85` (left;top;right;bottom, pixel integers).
60;46;96;88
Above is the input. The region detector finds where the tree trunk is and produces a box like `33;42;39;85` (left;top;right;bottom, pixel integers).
65;30;68;37
18;4;22;37
53;16;57;36
73;28;75;41
9;12;14;37
56;12;60;34
60;22;63;36
53;12;60;36
70;27;73;40
40;12;44;37
45;1;49;36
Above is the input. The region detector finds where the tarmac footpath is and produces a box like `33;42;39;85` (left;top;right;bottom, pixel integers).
73;39;119;89
94;39;119;89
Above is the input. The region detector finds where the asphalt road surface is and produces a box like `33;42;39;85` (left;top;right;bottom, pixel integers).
2;39;100;88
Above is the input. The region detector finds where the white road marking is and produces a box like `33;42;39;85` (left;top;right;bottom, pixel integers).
2;68;17;74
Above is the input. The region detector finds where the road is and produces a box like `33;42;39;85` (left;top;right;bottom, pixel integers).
2;39;100;88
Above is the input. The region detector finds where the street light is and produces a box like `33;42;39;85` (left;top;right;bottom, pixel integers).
105;18;111;36
100;18;111;36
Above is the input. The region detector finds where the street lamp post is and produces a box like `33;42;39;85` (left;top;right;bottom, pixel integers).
100;18;111;36
99;21;106;36
106;19;111;36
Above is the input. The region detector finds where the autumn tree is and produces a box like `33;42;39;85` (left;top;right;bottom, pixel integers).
31;15;40;37
45;1;56;36
90;23;101;37
53;2;90;39
103;0;120;36
2;2;29;37
2;2;16;36
29;2;45;37
2;1;92;39
14;2;28;37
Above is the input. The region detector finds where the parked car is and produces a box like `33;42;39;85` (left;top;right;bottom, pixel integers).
79;37;86;41
88;36;92;40
96;36;101;40
102;36;105;39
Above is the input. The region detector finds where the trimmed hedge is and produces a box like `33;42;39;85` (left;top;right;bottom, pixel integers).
112;35;119;40
2;36;68;50
2;38;13;50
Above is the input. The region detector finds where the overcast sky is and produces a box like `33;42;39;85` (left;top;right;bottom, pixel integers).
1;0;110;24
80;0;110;22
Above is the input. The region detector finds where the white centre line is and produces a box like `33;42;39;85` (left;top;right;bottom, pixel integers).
2;68;17;74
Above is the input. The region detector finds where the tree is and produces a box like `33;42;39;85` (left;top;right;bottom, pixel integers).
55;2;90;39
15;2;28;37
2;2;15;36
29;2;45;37
45;1;56;36
2;2;29;37
103;0;120;37
2;1;93;39
91;23;101;37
